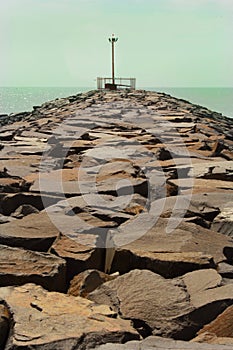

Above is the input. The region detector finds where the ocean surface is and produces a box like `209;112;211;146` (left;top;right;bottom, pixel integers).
0;87;232;119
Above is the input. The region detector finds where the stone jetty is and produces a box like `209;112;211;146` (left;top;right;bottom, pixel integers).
0;89;232;349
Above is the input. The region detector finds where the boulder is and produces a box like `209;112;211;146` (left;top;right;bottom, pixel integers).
108;217;232;277
95;336;233;349
88;269;233;340
217;262;233;278
0;177;28;193
0;244;66;291
192;332;233;346
0;212;59;251
0;214;15;224
0;283;139;349
68;270;118;297
50;234;104;281
197;305;233;338
11;204;39;218
211;205;233;237
0;192;63;216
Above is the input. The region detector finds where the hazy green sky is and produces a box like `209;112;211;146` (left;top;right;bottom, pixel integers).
1;0;232;87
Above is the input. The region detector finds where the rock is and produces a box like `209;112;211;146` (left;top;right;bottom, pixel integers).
211;205;233;237
0;283;139;349
0;89;233;349
29;163;148;198
156;147;172;161
192;332;233;346
89;269;191;338
169;178;232;195
218;262;233;278
181;269;222;304
95;336;233;349
11;204;39;218
110;249;215;278
50;234;104;282
0;214;15;224
195;161;233;182
0;212;59;251
68;270;118;297
0;154;41;178
197;305;233;338
211;140;225;157
0;244;66;291
0;177;28;193
0;131;15;141
0;192;63;216
108;217;232;277
0;304;10;349
88;269;233;340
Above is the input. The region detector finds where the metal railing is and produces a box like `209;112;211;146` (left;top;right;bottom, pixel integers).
97;77;136;90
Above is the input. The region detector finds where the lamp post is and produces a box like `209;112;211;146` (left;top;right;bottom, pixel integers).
108;34;118;85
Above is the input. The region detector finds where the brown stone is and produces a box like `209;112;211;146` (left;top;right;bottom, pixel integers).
0;212;59;251
68;269;118;297
108;217;231;277
50;234;104;281
0;283;139;349
197;305;233;338
89;269;233;340
0;244;66;291
95;336;233;349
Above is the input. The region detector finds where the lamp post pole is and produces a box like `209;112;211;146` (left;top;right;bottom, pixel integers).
108;34;118;85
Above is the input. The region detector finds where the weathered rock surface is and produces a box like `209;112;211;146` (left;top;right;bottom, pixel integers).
95;336;233;349
108;217;233;277
192;333;233;346
196;305;233;338
0;212;60;251
0;283;139;349
212;205;233;237
68;269;118;297
0;192;63;216
50;234;104;281
0;89;232;349
88;269;233;340
0;245;66;291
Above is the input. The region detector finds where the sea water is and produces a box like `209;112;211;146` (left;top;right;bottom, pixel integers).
0;87;91;116
0;87;232;119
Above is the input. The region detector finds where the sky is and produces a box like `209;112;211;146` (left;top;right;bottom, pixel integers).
1;0;233;87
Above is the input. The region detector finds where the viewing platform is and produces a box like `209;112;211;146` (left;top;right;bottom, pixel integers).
97;77;136;90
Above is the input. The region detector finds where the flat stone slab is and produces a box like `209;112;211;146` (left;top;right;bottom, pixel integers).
197;304;233;339
0;244;66;291
95;336;233;349
50;234;104;280
0;283;139;349
0;192;64;216
89;269;233;340
0;212;59;251
170;178;233;195
108;217;233;276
